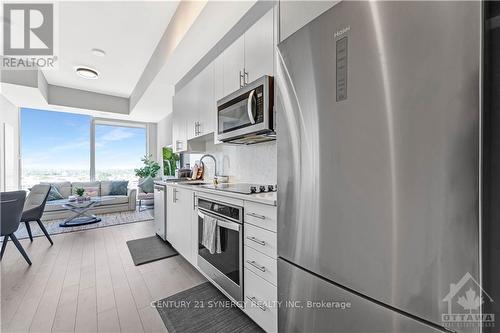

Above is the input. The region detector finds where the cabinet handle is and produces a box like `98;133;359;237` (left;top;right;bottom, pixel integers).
173;188;177;203
197;122;201;135
246;212;266;220
244;69;249;85
246;296;267;311
239;70;244;88
246;236;266;246
176;140;183;151
193;192;197;210
246;260;266;272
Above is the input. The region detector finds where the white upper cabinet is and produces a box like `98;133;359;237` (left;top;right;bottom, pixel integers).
244;8;274;83
222;35;245;96
196;63;215;137
213;56;224;145
172;6;276;151
181;62;215;142
185;78;198;141
214;55;225;103
172;92;187;153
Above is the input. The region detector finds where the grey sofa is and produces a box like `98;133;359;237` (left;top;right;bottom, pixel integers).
41;181;137;220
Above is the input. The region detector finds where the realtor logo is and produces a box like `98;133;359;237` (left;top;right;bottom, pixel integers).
441;272;495;328
2;2;58;69
3;3;53;55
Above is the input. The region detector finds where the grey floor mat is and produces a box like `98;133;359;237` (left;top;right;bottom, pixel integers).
126;235;178;266
154;282;264;333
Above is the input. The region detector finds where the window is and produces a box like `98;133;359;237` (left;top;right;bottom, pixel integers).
21;108;91;189
20;108;149;190
95;124;146;188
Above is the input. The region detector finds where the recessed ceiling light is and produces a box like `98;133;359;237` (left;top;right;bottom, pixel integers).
91;48;106;57
75;66;99;79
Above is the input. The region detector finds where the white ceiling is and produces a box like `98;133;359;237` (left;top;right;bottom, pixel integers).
2;0;260;123
42;1;179;97
131;1;256;122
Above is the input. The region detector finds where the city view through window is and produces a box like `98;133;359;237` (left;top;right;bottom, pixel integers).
21;108;147;190
95;124;147;188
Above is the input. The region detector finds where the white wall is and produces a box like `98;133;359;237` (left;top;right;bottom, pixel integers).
156;113;173;173
279;0;337;41
147;122;157;160
190;140;277;185
0;95;20;191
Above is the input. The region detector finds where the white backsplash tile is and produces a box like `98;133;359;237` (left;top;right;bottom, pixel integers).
189;141;277;184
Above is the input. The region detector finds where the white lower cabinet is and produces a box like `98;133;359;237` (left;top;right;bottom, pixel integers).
243;201;278;332
168;189;279;332
244;245;277;286
244;223;277;259
191;192;199;266
244;268;278;333
166;186;196;264
244;201;277;232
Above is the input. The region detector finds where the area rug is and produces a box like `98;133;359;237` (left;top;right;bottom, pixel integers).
13;209;153;240
154;282;264;333
126;235;178;266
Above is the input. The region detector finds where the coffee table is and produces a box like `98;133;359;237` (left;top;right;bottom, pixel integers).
54;197;116;227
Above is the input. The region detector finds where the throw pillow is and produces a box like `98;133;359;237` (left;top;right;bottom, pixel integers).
47;185;64;201
100;181;112;196
85;187;100;197
138;176;154;194
109;181;128;196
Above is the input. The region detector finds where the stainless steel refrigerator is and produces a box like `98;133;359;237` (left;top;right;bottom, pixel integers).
276;1;482;332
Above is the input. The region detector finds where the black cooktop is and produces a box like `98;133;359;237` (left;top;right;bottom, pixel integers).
200;183;277;194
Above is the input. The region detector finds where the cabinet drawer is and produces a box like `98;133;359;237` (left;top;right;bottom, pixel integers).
244;201;277;232
244;268;278;332
244;224;277;258
244;245;277;286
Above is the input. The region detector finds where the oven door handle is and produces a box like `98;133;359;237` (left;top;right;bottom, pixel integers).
198;209;241;232
247;89;256;124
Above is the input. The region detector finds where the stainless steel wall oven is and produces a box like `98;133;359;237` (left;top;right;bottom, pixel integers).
197;196;243;302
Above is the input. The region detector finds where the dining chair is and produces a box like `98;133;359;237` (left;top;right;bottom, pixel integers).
21;184;53;245
0;190;31;265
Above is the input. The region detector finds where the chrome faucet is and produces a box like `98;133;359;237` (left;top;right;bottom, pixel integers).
200;154;218;178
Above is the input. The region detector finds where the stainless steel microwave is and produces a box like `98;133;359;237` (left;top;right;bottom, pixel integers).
216;75;275;144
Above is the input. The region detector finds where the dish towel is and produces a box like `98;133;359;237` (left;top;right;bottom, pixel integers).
202;215;221;254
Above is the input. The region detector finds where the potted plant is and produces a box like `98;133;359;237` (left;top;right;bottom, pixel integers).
162;147;180;177
75;187;85;203
134;154;161;179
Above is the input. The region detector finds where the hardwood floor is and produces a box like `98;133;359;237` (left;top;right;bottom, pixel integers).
1;221;207;333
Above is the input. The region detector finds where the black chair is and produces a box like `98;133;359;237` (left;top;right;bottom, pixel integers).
0;190;31;265
21;184;53;245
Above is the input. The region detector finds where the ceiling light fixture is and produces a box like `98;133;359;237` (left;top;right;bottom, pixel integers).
75;66;99;79
91;48;106;57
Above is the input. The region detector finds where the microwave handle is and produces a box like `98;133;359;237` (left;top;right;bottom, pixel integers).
247;89;256;124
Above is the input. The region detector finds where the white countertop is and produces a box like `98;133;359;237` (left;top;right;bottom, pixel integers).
155;180;277;206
